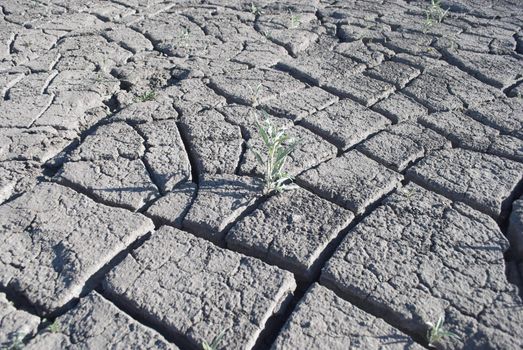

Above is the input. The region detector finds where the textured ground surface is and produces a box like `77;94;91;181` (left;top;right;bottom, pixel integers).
1;0;523;349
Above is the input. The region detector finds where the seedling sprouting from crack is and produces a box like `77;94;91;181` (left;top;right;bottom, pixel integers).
250;2;262;16
202;330;226;350
179;27;191;47
135;91;156;102
288;10;301;29
47;319;60;333
261;30;272;40
426;316;459;348
248;82;263;105
252;111;299;195
423;0;449;33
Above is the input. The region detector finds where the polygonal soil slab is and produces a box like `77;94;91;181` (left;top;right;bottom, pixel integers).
103;225;296;350
419;111;523;162
131;11;242;59
145;182;196;228
298;150;402;215
189;9;258;44
337;21;392;45
0;161;41;204
137;120;192;193
333;40;394;68
179;109;242;177
6;71;56;100
434;26;516;55
284;48;392;102
0;182;154;315
0;94;54;128
130;12;205;53
272;284;423;350
420;110;499;152
209;68;306;106
183;175;263;243
52;34;133;73
443;50;523;89
466;98;523;139
258;86;338;121
226;187;353;281
365;60;420;89
406;148;523;219
102;25;154;53
24;292;177;350
277;43;366;88
358;122;450;171
232;40;288;68
299;99;391;151
256;11;324;56
170;56;249;82
109;98;179;124
330;73;395;106
403;64;502;112
371;92;429;123
0;293;40;348
0;126;76;163
164;79;227;117
321;183;523;349
56;122;161;211
33;91;108;132
57;159;159;211
110;51;180;98
47;70;119;98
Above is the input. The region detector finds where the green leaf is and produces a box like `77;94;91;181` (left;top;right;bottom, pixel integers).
209;330;226;348
251;149;264;166
256;120;270;147
202;330;226;350
254;110;299;194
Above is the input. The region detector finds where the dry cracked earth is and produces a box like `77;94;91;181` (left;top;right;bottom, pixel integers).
1;0;523;349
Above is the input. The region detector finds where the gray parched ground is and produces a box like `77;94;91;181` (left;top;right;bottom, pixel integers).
1;0;523;349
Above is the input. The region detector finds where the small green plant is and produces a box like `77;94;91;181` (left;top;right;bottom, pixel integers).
181;27;190;40
288;10;301;28
248;82;263;105
136;91;156;102
423;0;449;32
426;316;458;347
202;330;226;350
261;30;272;40
47;319;60;333
177;27;191;48
250;3;262;16
252;112;299;194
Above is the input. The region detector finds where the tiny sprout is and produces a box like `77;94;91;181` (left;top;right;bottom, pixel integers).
202;330;226;350
248;82;263;105
136;91;156;102
47;319;60;333
288;11;301;29
423;0;449;32
250;3;262;16
427;316;459;347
